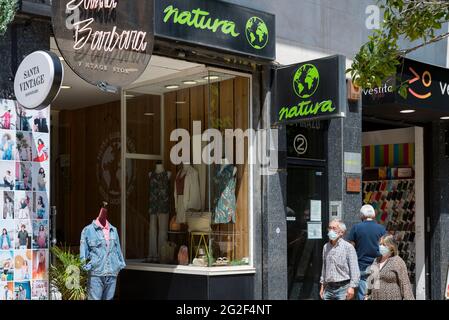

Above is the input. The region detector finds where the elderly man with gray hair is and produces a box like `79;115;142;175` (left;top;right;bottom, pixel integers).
347;204;386;300
320;219;360;300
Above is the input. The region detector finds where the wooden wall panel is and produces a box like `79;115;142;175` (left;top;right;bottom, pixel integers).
219;79;235;131
207;83;219;130
176;89;190;132
234;78;250;259
57;101;121;247
127;95;161;155
190;86;204;126
125;159;153;259
164;92;178;219
218;79;235;258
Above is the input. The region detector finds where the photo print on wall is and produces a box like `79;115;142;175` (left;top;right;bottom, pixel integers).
0;99;50;300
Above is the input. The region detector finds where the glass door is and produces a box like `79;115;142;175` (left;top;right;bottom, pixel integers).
287;165;327;300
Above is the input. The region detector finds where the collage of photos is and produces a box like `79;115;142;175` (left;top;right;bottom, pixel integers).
0;99;50;300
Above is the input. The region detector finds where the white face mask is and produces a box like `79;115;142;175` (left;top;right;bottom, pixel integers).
328;230;339;241
379;244;390;256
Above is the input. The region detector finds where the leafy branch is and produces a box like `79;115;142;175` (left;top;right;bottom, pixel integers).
0;0;18;36
348;0;449;95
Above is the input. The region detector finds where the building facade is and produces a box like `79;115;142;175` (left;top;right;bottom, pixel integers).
0;0;448;300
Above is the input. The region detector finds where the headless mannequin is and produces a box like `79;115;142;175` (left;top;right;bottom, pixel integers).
148;163;171;262
179;162;190;176
212;159;237;224
96;203;110;247
149;163;172;180
98;207;108;227
220;158;237;176
175;162;202;223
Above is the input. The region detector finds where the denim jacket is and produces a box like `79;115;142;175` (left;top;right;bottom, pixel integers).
80;221;126;277
1;234;12;249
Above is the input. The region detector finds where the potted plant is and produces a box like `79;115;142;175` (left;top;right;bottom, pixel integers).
49;246;88;300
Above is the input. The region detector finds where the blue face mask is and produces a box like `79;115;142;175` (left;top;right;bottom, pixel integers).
328;230;339;241
379;245;390;256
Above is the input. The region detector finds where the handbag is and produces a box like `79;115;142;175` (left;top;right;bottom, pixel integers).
169;216;181;231
186;211;212;233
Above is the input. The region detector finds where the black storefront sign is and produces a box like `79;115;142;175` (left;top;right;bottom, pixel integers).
287;122;326;160
275;55;347;123
52;0;154;89
154;0;276;60
363;58;449;113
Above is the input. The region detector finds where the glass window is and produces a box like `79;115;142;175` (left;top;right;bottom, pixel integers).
124;69;251;268
126;95;162;155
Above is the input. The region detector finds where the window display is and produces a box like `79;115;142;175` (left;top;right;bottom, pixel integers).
124;71;251;269
212;161;237;224
362;177;416;284
147;161;171;262
174;163;201;224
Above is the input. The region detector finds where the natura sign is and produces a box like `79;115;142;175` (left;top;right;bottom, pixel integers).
276;55;347;123
155;0;275;60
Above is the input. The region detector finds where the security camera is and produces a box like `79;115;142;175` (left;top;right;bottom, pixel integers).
97;81;118;94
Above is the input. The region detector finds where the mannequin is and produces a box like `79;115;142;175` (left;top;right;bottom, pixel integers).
212;158;237;224
220;157;237;176
80;202;126;300
98;202;108;227
174;162;201;224
148;161;171;262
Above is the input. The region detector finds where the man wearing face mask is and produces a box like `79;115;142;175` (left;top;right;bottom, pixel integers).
80;202;126;300
320;219;360;300
347;205;386;300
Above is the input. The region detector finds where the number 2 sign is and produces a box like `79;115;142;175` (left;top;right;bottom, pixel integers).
294;134;308;156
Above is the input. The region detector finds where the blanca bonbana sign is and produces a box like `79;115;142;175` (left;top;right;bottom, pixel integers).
52;0;154;90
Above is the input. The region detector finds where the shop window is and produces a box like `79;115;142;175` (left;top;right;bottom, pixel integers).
54;100;122;247
362;137;418;292
123;70;251;269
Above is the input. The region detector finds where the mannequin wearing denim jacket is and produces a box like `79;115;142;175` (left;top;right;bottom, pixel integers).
80;205;126;300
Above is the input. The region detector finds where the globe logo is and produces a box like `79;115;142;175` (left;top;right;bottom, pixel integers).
293;64;320;99
245;17;269;50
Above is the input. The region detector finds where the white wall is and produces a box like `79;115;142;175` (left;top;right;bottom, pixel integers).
227;0;449;67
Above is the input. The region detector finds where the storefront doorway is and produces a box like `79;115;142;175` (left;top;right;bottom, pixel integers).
287;166;327;300
285;122;328;300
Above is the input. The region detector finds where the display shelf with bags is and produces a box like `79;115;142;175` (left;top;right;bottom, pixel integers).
362;176;416;283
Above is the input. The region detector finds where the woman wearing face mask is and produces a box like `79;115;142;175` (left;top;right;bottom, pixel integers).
365;235;414;300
